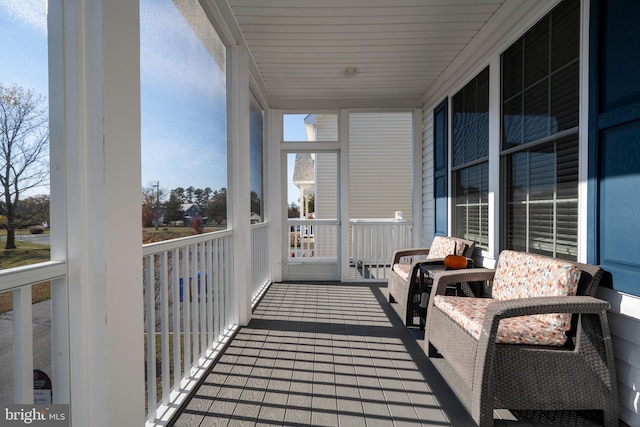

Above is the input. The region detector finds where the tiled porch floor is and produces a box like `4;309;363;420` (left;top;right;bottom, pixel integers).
170;282;606;427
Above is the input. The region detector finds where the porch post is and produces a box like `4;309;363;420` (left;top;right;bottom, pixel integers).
228;45;252;325
266;109;283;283
57;0;144;425
412;108;423;247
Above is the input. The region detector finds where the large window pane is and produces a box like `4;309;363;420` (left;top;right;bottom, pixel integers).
505;137;579;259
452;67;489;247
454;162;489;246
0;2;51;258
283;113;338;142
502;0;579;150
250;93;264;222
140;0;226;239
501;0;579;259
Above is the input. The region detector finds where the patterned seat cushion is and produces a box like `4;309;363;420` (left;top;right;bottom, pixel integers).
392;263;412;281
432;251;581;346
491;250;580;332
426;236;458;260
433;296;570;346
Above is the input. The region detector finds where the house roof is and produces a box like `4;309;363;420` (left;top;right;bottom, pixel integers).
181;203;200;212
292;152;315;184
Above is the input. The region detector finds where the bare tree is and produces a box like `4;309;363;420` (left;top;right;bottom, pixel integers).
0;84;49;249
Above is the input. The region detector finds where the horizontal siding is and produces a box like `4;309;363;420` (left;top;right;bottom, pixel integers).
316;114;338;141
348;112;413;221
598;289;640;427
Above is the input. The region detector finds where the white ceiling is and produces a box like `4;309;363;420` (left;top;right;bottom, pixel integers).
221;0;507;109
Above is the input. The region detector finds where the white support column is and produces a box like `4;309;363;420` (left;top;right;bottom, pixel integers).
57;0;144;425
266;109;283;283
339;109;350;282
228;45;252;326
412;108;424;247
48;0;70;407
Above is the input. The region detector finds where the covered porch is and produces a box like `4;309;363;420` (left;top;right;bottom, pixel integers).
171;282;604;427
1;0;639;426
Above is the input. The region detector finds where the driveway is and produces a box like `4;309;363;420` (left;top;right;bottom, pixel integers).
0;233;50;245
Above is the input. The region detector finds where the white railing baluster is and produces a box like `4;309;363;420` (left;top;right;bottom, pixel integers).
160;251;170;404
189;243;198;369
251;223;269;304
350;219;413;282
141;229;242;425
145;255;157;420
198;242;206;356
13;286;34;404
0;262;67;406
171;248;181;391
206;240;213;348
181;246;190;374
213;240;224;339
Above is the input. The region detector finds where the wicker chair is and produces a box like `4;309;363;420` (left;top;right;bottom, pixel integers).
424;250;618;426
387;236;475;326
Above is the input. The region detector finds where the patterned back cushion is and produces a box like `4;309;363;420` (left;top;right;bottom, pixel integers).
454;240;467;256
426;236;457;260
492;250;580;329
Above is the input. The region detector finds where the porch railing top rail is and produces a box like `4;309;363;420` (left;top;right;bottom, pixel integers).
0;260;67;293
142;228;233;256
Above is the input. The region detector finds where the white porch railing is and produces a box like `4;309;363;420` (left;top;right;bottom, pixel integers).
0;261;68;404
350;219;413;281
287;219;339;260
251;222;270;305
143;230;236;425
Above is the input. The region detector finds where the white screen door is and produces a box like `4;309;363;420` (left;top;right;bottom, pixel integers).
284;151;340;281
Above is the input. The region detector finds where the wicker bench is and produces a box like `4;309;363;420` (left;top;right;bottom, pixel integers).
424;250;618;426
388;236;475;326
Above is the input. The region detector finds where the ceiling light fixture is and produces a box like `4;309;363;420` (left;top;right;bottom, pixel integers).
343;67;359;77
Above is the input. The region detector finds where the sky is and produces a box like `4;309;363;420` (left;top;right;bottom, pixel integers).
0;1;49;197
0;0;308;205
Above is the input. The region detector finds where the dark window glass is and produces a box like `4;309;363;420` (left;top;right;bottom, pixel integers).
501;0;579;150
454;162;489;246
505;135;579;259
452;67;489;247
502;0;579;260
249;93;264;221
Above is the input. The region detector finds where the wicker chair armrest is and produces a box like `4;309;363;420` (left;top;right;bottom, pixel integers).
471;296;613;422
483;296;611;324
477;296;611;353
391;247;431;265
430;268;496;297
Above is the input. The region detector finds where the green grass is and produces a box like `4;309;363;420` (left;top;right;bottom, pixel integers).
0;240;51;270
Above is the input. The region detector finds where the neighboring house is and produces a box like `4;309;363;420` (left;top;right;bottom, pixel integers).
250;212;261;224
181;203;201;225
291;152;314;219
